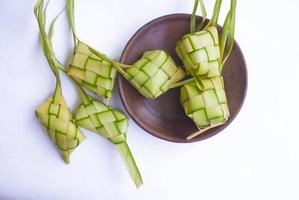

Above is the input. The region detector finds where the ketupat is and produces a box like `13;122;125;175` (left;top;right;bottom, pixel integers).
175;26;221;79
177;0;236;75
35;91;85;164
180;77;229;139
34;0;85;163
66;0;117;101
113;50;185;99
73;83;143;188
175;0;224;79
68;41;117;100
176;0;236;139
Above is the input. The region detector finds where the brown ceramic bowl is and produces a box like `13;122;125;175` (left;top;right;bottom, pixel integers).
118;14;247;143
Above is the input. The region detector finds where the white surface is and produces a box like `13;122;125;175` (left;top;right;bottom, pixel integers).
1;0;299;199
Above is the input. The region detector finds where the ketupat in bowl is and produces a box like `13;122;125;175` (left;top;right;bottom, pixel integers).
118;14;247;143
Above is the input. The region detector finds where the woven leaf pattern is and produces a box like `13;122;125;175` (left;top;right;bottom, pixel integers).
122;50;185;99
68;42;117;100
74;98;143;187
74;99;128;144
36;94;85;163
176;26;221;79
180;76;229;128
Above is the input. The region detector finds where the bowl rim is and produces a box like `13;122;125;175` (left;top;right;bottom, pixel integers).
118;13;248;143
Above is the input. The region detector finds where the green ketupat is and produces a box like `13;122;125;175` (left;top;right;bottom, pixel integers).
175;26;221;79
115;50;185;99
176;0;236;139
175;0;224;79
73;84;143;188
66;0;117;101
68;41;117;100
180;77;229;139
35;89;85;163
34;0;85;163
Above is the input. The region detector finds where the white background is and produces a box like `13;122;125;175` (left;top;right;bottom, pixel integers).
1;0;299;199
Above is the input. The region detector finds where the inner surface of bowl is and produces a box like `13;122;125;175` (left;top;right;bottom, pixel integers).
118;14;247;143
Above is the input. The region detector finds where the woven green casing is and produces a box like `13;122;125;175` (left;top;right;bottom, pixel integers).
74;98;142;187
122;50;185;99
35;94;85;164
180;76;229;128
68;42;117;100
74;99;128;144
176;26;220;79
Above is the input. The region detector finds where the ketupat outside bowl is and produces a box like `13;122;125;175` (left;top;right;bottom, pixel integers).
118;14;247;143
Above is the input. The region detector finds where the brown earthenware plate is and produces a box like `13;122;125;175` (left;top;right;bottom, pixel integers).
118;14;247;143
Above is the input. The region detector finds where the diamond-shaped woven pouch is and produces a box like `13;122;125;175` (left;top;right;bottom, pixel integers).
176;26;221;79
74;98;142;187
68;42;117;100
122;50;185;99
74;99;128;144
180;76;229;129
35;93;85;163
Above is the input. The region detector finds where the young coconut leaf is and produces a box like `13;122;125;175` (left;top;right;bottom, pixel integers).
34;0;85;163
219;0;236;71
190;0;207;33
